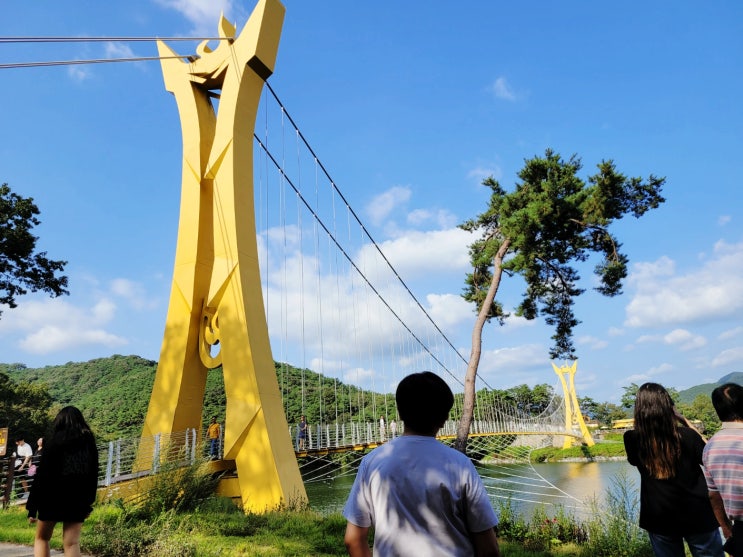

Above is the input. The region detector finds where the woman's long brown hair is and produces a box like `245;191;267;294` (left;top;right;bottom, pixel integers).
633;382;681;479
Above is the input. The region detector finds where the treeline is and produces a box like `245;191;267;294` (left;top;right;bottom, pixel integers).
4;354;728;445
1;356;400;442
2;356;581;443
2;356;158;442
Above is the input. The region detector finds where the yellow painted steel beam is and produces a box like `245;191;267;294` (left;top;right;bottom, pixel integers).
552;361;595;449
137;0;307;512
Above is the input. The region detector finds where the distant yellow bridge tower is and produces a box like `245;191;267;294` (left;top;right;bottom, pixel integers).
552;361;595;449
137;0;307;512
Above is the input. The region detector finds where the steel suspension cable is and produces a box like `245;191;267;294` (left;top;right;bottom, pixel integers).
254;134;465;388
0;36;231;43
0;55;194;69
0;35;233;70
261;82;496;391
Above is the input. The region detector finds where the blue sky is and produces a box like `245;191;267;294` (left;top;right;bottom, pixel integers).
0;1;741;404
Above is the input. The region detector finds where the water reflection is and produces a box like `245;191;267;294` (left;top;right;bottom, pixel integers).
305;460;636;519
482;460;635;519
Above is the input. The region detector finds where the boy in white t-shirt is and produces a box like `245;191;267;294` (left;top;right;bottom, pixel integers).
343;372;500;557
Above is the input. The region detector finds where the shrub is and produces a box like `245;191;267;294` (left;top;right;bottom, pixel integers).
84;515;157;557
134;459;222;519
580;472;653;556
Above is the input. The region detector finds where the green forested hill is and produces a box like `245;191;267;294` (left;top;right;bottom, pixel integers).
2;355;396;442
6;354;742;443
677;371;743;404
3;356;158;441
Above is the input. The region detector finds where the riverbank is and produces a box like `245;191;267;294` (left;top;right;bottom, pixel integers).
549;455;626;462
527;439;626;463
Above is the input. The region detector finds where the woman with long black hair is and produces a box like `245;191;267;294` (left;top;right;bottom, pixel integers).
26;406;99;557
624;382;723;557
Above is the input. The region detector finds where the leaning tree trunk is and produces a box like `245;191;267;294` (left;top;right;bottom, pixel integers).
454;238;511;454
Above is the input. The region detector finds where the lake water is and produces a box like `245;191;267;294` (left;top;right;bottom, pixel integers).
304;459;637;519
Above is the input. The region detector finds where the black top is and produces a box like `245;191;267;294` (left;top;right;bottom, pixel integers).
26;432;99;523
624;426;719;536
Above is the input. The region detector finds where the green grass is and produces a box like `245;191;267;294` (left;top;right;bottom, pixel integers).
2;503;351;557
0;502;580;557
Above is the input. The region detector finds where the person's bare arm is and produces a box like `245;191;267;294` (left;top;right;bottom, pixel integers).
709;491;733;539
344;522;371;557
472;527;501;557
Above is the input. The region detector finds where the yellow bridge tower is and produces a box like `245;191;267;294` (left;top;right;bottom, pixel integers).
552;361;595;449
137;0;307;512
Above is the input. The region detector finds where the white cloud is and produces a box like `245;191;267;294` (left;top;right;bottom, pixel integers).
577;335;608;350
467;165;502;184
622;363;674;385
406;208;457;229
104;42;135;59
109;278;158;310
1;297;128;355
362;228;471;279
634;329;706;351
19;326;127;354
719;326;743;341
501;314;536;331
491;76;517;101
624;373;651;384
365;186;411;226
342;366;377;385
67;65;91;82
718;215;731;226
110;278;142;299
625;241;743;328
646;363;674;376
663;328;706;351
476;344;546;384
425;294;472;330
156;0;236;35
711;347;743;368
635;334;659;344
91;299;117;323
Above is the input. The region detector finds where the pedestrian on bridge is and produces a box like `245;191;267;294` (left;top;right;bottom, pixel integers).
207;416;221;460
343;371;500;556
298;415;307;450
26;406;98;557
624;382;723;557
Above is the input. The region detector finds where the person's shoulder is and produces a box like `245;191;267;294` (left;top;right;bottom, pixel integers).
678;426;704;443
623;429;638;453
679;425;700;436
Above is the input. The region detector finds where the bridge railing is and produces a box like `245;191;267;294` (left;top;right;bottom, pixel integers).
3;429;203;503
98;428;200;486
289;417;580;452
9;416;583;499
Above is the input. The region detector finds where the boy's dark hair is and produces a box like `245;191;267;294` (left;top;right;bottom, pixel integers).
711;383;743;421
396;371;454;434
